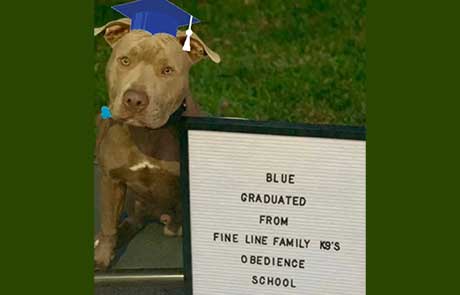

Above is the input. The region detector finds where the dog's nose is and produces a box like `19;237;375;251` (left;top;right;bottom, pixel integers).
122;90;149;112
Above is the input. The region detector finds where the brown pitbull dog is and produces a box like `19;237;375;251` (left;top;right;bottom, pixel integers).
93;18;220;270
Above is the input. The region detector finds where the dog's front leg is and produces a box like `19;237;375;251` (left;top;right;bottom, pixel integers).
94;174;126;270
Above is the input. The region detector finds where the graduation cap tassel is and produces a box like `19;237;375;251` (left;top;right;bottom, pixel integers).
182;15;193;52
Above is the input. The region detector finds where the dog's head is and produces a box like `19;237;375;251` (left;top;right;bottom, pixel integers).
95;18;220;129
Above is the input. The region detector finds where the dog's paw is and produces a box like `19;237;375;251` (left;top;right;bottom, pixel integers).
163;224;183;237
160;214;182;237
160;214;172;225
94;235;116;271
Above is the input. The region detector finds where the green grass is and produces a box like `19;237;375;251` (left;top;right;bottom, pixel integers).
95;0;366;126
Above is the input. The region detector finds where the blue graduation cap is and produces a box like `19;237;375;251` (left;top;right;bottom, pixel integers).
112;0;200;37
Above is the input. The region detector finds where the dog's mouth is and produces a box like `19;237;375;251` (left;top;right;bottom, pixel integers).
112;99;186;129
113;113;170;129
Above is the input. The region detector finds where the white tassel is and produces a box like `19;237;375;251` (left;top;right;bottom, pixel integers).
183;15;193;52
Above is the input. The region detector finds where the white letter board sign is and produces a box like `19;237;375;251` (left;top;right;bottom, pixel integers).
180;117;366;295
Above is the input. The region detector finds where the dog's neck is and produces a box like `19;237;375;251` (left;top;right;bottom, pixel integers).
128;123;181;161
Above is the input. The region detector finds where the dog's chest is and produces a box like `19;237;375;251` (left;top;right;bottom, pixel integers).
128;125;180;162
112;160;180;204
125;127;181;201
98;122;181;204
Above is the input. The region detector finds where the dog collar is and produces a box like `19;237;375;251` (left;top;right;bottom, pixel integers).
165;99;187;126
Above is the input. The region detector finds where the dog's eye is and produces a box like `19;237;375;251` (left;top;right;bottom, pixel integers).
162;66;174;75
119;56;130;66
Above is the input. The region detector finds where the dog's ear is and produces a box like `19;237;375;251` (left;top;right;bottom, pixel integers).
94;18;131;47
177;31;221;64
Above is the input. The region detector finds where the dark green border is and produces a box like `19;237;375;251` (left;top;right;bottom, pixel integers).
180;117;366;295
2;1;94;294
368;2;460;294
